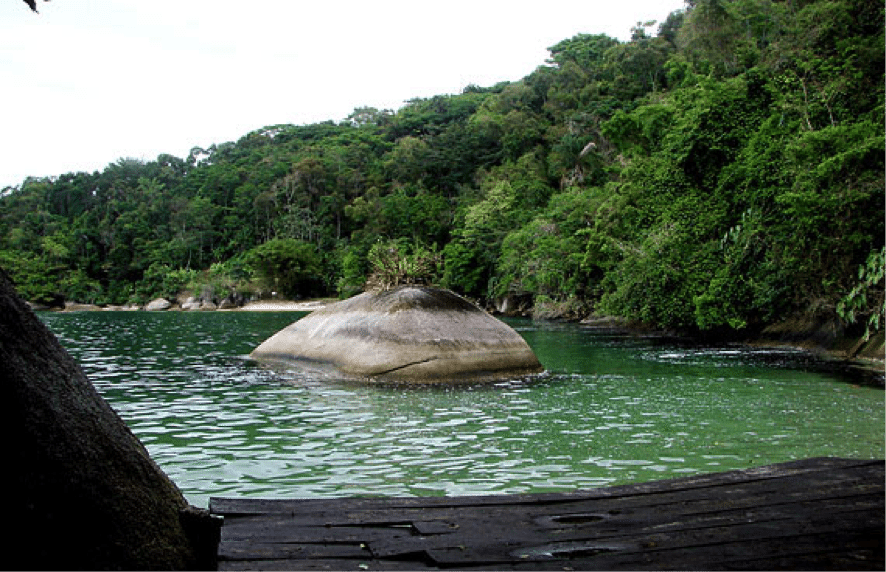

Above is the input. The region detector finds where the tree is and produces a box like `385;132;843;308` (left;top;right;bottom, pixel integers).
677;0;746;75
346;106;394;128
495;184;616;317
3;0;882;338
246;238;322;298
837;247;886;342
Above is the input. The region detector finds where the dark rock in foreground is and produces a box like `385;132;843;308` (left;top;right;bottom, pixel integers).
251;286;544;383
0;268;217;570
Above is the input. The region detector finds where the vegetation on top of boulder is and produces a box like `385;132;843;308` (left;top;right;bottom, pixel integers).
364;240;443;292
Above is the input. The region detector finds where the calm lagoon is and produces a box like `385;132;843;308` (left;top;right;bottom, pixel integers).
40;311;884;509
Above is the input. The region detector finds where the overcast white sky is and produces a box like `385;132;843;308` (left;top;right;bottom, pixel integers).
1;0;685;189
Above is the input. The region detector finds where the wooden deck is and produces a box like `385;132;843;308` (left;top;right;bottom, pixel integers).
210;457;884;570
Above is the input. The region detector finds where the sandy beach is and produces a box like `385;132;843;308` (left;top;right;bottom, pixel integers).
236;299;332;312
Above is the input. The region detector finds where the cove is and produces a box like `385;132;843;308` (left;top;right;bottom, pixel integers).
40;310;884;509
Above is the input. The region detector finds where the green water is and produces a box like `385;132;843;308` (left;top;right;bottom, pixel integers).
40;311;884;508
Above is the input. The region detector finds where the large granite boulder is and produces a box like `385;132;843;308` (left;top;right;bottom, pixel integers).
0;268;218;569
250;286;544;383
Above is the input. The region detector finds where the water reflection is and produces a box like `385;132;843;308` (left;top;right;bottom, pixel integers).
40;311;884;508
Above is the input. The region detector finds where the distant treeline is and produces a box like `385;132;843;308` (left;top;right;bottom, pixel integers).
2;0;883;336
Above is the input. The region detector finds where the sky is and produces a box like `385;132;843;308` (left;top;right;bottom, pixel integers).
0;0;685;189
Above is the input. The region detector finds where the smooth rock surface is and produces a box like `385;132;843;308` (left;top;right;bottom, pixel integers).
250;286;543;383
146;297;173;311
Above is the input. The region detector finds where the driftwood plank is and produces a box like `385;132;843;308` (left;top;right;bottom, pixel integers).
279;461;883;529
218;540;370;560
213;459;882;542
220;466;881;546
212;458;884;571
419;510;883;565
365;498;883;560
219;558;437;571
208;457;872;516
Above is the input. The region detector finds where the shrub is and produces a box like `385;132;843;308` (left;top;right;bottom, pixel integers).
364;240;442;292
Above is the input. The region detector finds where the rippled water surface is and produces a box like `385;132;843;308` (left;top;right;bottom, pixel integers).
40;311;884;508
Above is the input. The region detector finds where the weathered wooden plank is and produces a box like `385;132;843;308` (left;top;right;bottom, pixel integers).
218;463;881;543
220;521;416;544
208;457;873;516
320;463;880;527
218;540;370;560
448;471;876;524
366;496;882;559
219;558;437;571
218;501;882;564
212;458;885;571
445;534;884;571
551;529;884;571
369;497;882;560
417;508;883;566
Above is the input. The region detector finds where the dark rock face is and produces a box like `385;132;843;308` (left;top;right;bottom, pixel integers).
0;268;216;570
251;286;544;383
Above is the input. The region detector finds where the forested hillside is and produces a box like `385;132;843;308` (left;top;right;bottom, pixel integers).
2;0;883;337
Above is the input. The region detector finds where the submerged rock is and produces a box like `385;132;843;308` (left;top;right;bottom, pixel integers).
251;286;544;383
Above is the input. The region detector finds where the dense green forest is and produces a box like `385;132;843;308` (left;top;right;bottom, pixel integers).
2;0;883;338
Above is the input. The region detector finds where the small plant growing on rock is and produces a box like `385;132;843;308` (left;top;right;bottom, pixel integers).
365;240;442;292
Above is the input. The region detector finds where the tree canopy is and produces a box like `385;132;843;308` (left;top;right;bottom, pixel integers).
2;0;882;338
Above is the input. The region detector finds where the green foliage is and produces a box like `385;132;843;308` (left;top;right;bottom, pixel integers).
0;0;880;339
496;186;601;303
334;243;371;298
365;240;442;292
0;249;60;304
245;238;322;298
441;240;489;297
837;247;886;341
136;264;199;302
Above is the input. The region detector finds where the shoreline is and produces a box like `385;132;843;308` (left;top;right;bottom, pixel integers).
34;298;335;313
570;313;885;386
233;300;332;312
33;298;885;384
